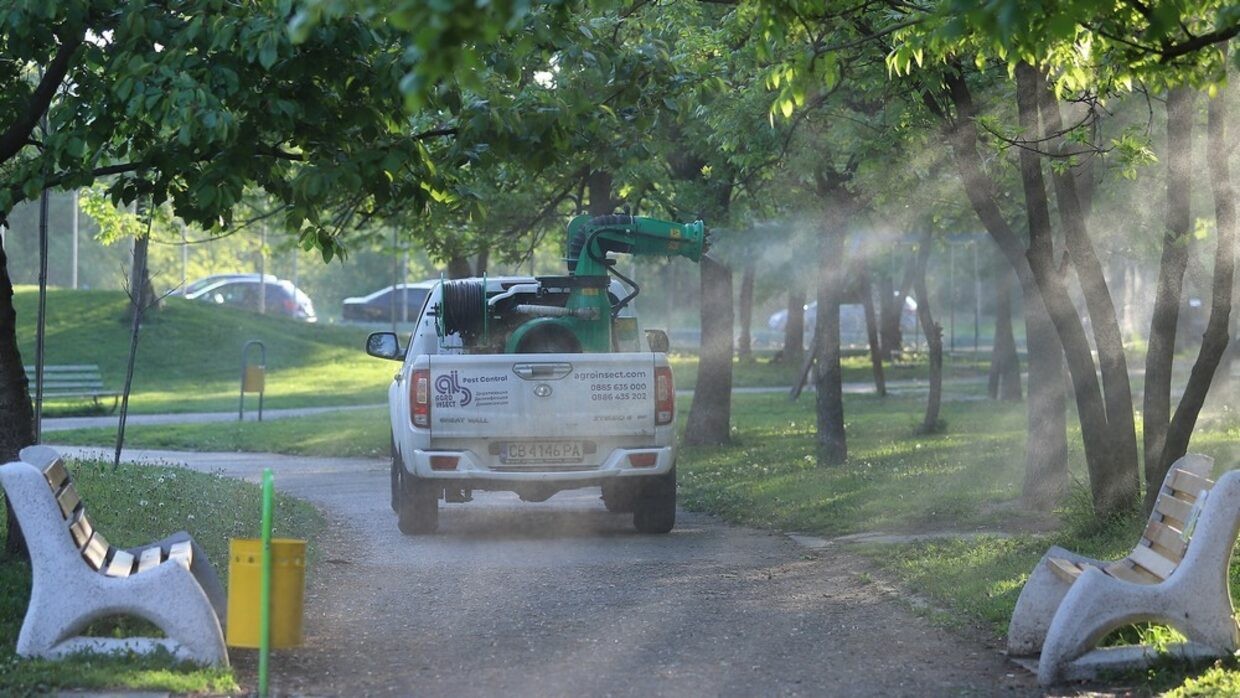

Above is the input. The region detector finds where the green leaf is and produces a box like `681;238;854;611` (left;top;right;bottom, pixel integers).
259;39;278;69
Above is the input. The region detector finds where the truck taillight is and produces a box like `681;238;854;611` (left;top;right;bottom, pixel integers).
655;366;674;425
411;369;430;428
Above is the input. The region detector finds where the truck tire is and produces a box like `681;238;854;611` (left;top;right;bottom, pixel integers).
601;480;637;513
398;476;440;535
632;468;676;534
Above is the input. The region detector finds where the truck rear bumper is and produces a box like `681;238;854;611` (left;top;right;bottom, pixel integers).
405;446;675;481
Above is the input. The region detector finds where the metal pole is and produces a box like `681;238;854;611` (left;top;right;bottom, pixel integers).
180;220;188;292
34;175;49;443
258;468;274;698
400;246;409;323
258;224;267;314
34;102;52;443
71;189;79;290
390;227;398;333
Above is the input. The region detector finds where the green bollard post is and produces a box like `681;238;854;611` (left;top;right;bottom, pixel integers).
259;468;274;697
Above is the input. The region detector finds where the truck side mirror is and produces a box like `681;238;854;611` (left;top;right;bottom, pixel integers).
645;329;670;353
366;332;403;361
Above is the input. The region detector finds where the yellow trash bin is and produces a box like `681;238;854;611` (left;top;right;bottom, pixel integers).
242;365;266;393
226;538;306;649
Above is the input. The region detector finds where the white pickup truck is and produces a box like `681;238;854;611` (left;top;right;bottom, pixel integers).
365;276;677;535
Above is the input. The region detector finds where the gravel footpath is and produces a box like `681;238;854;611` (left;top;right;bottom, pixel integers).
56;447;1040;697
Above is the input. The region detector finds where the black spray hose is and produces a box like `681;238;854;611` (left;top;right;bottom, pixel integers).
440;279;487;341
582;228;640;317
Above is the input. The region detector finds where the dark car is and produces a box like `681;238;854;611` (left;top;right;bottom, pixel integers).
186;278;317;322
342;281;435;323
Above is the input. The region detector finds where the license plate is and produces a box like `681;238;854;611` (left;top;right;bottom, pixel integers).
501;441;584;464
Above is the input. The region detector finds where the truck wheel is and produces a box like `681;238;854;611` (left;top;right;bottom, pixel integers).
601;480;637;513
398;476;440;535
633;468;676;534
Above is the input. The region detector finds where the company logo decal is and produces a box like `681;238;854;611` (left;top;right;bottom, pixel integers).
435;370;473;408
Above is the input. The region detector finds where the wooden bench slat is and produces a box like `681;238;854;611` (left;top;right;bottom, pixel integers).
1156;493;1194;527
56;485;81;519
1143;520;1189;561
81;532;109;571
68;509;94;549
168;541;193;570
1128;544;1177;580
104;549;135;578
1170;469;1214;499
42;459;70;491
1048;558;1084;582
136;547;162;574
1105;559;1164;584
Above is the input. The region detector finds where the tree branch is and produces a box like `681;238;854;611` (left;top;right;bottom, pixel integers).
0;34;83;166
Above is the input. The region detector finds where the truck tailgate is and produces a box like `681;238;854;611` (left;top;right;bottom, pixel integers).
428;353;657;441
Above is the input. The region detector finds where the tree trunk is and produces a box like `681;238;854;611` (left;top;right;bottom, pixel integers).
815;222;847;465
115;234;151;468
877;273;900;360
1022;287;1069;508
1037;75;1140;501
1013;63;1137;516
989;265;1022;401
1142;87;1198;508
475;248;489;277
587;170;614;217
860;268;886;396
1153;79;1236;509
782;287;806;365
0;243;34;558
737;262;755;361
913;236;944;433
447;255;473;279
684;255;734;446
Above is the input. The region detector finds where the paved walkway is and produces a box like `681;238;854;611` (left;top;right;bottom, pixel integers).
50;446;1037;697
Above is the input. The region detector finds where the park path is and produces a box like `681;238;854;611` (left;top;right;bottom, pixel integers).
55;445;1038;697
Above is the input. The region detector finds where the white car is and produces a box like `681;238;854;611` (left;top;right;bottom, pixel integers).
768;297;918;346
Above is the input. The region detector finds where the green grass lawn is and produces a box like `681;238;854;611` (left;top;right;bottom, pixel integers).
668;351;989;389
0;458;324;694
15;287;393;415
52;407;392;458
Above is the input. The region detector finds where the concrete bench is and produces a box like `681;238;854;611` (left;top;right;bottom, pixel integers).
24;364;120;412
0;445;228;666
1008;454;1240;684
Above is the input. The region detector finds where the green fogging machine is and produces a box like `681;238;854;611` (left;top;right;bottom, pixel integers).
435;214;707;354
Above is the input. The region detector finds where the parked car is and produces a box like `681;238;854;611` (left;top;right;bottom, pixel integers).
186;277;317;322
342;281;435;323
768;297;918;347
